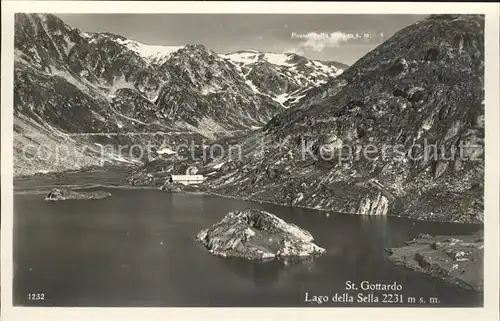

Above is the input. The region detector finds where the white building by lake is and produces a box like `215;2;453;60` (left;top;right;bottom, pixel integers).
169;175;205;185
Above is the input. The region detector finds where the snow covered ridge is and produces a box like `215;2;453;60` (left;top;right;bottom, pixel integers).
91;35;344;84
103;35;344;78
94;34;184;64
221;50;342;73
221;50;345;107
112;38;184;64
222;51;296;66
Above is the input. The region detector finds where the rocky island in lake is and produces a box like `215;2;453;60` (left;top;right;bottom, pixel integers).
196;209;326;260
45;188;112;201
386;231;483;292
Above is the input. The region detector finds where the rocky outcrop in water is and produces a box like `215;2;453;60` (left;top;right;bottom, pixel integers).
45;188;111;201
386;231;483;291
196;209;325;260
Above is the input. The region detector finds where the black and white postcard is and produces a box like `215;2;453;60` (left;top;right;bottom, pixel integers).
1;1;499;321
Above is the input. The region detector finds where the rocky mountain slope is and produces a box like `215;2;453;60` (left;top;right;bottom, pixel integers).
221;50;345;107
13;13;346;175
202;14;484;223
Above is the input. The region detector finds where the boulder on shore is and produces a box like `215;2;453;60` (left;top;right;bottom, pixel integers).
160;181;183;193
45;188;111;201
196;209;326;260
386;231;483;292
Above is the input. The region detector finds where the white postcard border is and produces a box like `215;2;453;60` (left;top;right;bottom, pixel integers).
1;2;499;321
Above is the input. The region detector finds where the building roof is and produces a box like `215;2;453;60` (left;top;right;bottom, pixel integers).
171;175;205;180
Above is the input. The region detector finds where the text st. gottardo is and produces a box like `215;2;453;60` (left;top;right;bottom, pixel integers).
303;281;441;305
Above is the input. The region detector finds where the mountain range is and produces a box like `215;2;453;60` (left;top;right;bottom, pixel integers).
202;14;484;223
13;13;346;175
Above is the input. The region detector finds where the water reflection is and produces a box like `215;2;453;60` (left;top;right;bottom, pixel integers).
218;255;321;289
171;193;205;215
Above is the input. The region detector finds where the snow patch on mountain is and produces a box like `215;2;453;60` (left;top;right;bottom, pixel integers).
108;75;137;95
264;53;292;66
179;117;230;140
157;147;177;155
201;83;222;96
274;93;289;105
222;51;260;65
113;37;184;64
245;79;261;94
222;51;293;67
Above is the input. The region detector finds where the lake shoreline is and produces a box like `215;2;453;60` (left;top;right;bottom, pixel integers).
201;191;484;227
13;169;485;228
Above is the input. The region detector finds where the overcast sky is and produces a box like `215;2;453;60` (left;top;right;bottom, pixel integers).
57;14;428;65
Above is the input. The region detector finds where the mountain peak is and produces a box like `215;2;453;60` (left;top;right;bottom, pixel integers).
427;14;483;21
227;49;261;55
183;44;211;52
93;32;129;41
15;13;70;35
